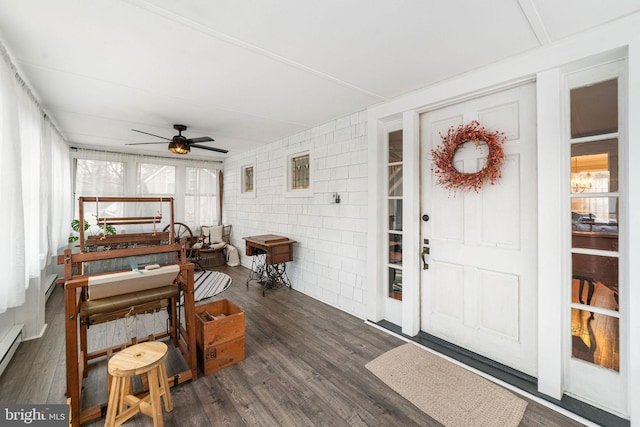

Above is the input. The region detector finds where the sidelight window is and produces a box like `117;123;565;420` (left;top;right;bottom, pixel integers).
387;130;403;300
568;77;621;371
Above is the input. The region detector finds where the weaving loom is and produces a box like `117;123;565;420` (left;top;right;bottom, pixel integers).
58;197;197;427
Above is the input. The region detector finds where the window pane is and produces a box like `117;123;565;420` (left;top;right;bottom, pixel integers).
570;139;618;193
186;167;198;194
388;164;402;197
571;197;618;244
185;195;216;225
570;79;618;138
388;267;402;300
198;168;216;194
75;159;125;223
389;130;403;163
185;167;217;226
388;200;403;231
76;159;124;196
291;154;310;189
389;233;402;265
571;308;619;371
138;164;175;195
572;253;618;310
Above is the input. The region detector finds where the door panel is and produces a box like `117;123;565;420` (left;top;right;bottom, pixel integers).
478;269;519;340
420;83;538;376
430;261;464;322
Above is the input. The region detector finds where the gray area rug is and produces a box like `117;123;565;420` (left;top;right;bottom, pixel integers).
182;270;232;304
366;343;527;427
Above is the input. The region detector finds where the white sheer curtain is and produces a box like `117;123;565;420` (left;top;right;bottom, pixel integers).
47;124;71;254
74;149;219;231
0;44;70;313
18;87;44;277
0;51;26;313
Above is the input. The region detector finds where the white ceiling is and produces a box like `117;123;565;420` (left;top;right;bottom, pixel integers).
0;0;638;160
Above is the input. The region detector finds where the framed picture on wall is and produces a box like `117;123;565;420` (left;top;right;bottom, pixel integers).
240;160;256;198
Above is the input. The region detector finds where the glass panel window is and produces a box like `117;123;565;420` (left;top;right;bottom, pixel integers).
388;233;402;265
138;164;175;195
388;200;403;231
388;130;403;162
570;79;618;138
388;267;402;300
75;159;125;222
571;253;619;310
571;139;618;193
571;308;619;371
388;164;403;197
291;154;310;190
387;129;403;300
571;197;619;246
567;71;622;376
284;147;312;196
185;167;217;225
76;159;124;196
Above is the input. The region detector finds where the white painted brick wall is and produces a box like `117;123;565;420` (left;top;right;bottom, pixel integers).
223;110;368;318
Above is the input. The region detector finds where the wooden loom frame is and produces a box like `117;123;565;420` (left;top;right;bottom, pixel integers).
58;197;197;426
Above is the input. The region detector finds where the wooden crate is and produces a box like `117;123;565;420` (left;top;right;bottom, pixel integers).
199;336;246;375
195;299;245;374
195;299;245;348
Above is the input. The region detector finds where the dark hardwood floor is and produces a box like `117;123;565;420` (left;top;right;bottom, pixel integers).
0;265;586;426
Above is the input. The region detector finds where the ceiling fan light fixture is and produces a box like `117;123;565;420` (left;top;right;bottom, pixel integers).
168;140;190;154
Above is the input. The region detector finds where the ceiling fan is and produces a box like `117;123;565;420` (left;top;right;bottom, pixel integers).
127;124;228;155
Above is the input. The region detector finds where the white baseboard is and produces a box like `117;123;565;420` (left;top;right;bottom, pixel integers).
0;324;23;378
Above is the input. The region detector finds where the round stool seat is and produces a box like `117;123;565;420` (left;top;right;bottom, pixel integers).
108;341;168;377
105;341;173;427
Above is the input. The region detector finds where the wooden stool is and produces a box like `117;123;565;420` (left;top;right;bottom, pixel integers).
105;341;173;427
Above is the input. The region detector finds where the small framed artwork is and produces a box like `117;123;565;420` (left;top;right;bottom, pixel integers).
240;160;256;198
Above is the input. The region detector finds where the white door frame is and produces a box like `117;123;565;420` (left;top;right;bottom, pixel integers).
366;43;637;418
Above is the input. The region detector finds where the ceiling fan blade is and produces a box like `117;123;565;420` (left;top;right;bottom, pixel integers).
187;136;214;143
190;144;229;154
131;129;172;141
125;141;167;145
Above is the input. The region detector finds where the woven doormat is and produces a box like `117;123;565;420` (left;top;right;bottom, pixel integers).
366;343;527;427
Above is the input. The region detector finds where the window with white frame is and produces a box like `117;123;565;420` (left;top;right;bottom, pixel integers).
72;149;219;230
567;65;623;373
387;130;403;300
138;163;175;195
284;146;313;197
75;158;126;223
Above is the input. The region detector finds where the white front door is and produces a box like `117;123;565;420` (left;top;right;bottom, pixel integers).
420;83;538;376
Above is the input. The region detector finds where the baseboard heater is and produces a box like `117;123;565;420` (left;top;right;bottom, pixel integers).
45;273;57;302
0;325;23;378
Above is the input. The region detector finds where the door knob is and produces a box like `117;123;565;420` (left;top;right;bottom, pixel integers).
422;214;430;222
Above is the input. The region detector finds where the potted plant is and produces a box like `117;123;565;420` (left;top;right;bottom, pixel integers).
68;219;116;243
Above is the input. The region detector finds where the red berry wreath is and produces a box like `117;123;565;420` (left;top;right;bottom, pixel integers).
431;120;506;194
